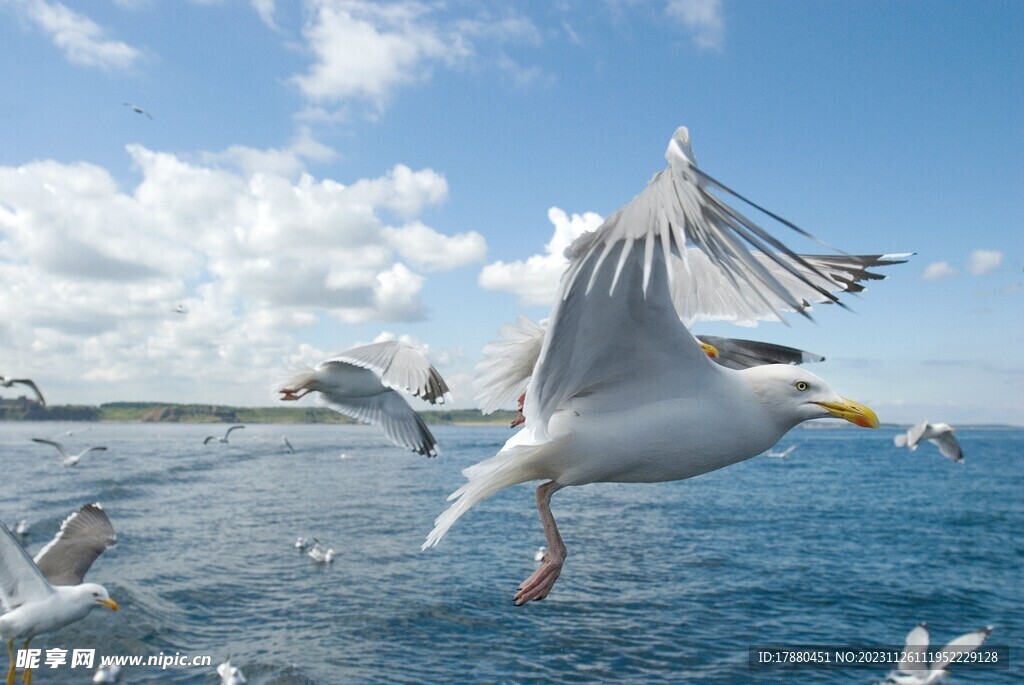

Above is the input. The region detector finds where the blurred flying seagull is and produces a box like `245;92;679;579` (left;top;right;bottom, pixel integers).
765;445;797;459
883;623;993;684
424;125;901;605
894;422;963;463
30;438;107;467
204;425;245;444
282;437;295;454
1;504;119;685
278;340;451;457
13;521;29;538
123;102;153;119
0;377;45;405
93;663;121;683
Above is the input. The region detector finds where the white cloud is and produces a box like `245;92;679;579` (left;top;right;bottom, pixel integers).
292;0;543;108
967;249;1003;276
251;0;277;29
666;0;725;51
0;141;485;400
478;207;603;306
16;0;142;70
199;127;337;177
921;261;958;281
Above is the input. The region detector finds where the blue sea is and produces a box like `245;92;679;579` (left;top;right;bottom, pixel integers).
1;422;1021;684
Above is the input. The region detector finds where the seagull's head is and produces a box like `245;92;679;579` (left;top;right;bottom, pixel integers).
746;365;879;430
82;583;120;612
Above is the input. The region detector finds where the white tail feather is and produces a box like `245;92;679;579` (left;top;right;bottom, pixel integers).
894;433;907;447
422;441;552;549
473;316;546;414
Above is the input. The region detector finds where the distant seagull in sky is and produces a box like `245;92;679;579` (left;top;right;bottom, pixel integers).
123;102;153;119
894;422;963;463
307;539;334;564
282;437;295;454
172;304;188;314
883;623;993;684
31;438;108;467
0;376;45;405
204;425;245;444
0;503;119;685
765;445;797;459
216;659;247;685
278;340;451;456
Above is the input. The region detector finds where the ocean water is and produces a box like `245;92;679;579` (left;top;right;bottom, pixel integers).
1;422;1021;684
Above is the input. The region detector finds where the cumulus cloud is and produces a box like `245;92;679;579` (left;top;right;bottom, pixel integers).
921;261;957;281
13;0;142;70
478;207;603;306
0;141;485;400
199;127;336;177
293;0;542;108
967;249;1003;276
666;0;725;51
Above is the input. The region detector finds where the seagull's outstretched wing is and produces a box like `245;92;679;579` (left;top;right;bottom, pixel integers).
203;436;216;444
896;623;930;675
317;389;439;457
695;335;824;370
31;437;68;459
906;421;930;450
332;341;450;404
926;424;963;462
928;626;992;675
8;379;46;405
224;425;245;439
34;503;117;586
671;249;911;326
0;523;54;611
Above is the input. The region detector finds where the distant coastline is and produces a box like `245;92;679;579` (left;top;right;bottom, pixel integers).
0;400;518;426
0;401;1019;429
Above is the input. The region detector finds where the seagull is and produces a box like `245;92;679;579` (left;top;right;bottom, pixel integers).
307;540;334;564
894;422;963;463
1;503;119;685
30;438;107;467
475;315;832;426
294;537;309;550
278;340;451;456
883;623;993;684
533;546;548;563
216;659;247;685
172;304;188;314
765;445;797;459
204;425;245;445
282;437;295;454
13;522;28;538
93;663;121;683
0;377;45;405
123;102;153;120
424;126;896;604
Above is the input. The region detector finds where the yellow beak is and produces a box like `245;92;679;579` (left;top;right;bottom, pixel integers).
816;398;879;428
97;598;120;612
699;341;719;359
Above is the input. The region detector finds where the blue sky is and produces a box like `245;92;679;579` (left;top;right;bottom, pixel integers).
0;0;1020;425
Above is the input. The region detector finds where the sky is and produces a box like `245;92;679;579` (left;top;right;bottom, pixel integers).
0;0;1021;425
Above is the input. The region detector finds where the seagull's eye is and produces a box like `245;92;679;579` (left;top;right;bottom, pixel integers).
91;592;99;597
795;381;809;392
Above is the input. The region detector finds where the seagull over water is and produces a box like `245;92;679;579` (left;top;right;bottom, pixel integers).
278;340;451;457
30;438;107;467
883;623;993;684
1;504;119;685
217;659;247;685
765;444;797;459
894;422;963;463
204;425;245;445
0;377;45;406
424;126;902;604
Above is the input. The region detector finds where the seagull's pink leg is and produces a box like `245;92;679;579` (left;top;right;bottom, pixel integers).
6;639;15;685
278;388;313;401
510;392;526;428
514;480;566;605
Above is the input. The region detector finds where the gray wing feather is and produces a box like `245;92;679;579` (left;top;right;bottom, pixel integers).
33;503;116;586
696;335;824;370
0;524;53;610
332;341;450;404
930;432;964;463
318;390;439;457
31;437;68;459
10;379;46;405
